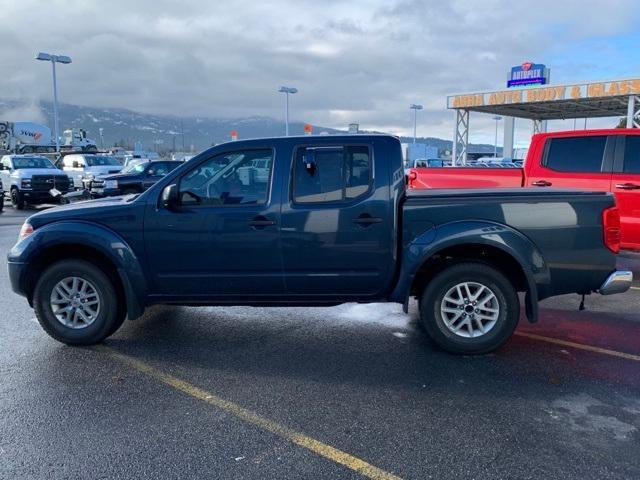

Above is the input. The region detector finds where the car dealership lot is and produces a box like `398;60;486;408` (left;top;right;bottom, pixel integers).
1;206;639;480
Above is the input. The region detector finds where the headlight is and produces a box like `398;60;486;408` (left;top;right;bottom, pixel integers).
21;179;31;189
18;222;33;241
104;180;118;189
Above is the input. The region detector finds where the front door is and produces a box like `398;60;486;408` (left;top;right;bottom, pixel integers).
280;143;394;299
144;147;284;298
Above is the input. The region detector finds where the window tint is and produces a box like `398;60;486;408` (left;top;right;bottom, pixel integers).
179;149;272;206
623;136;640;173
545;136;607;173
147;163;171;176
293;145;371;204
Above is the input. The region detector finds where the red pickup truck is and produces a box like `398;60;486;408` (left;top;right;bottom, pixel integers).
408;129;640;250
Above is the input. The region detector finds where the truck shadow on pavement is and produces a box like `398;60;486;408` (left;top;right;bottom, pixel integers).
98;303;640;395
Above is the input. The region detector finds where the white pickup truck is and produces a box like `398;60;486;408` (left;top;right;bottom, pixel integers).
0;155;73;209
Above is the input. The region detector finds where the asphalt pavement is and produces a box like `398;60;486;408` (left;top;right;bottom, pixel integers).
1;204;639;480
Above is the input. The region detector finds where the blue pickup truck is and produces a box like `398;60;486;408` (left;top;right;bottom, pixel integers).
7;135;632;354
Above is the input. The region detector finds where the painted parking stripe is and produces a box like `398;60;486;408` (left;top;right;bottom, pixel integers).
515;332;640;362
98;346;402;480
630;286;640;291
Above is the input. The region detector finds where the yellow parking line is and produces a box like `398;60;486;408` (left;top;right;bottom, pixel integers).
98;346;402;480
630;286;640;291
515;332;640;362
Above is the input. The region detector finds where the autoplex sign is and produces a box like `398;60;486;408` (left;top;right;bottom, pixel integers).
448;79;640;109
507;62;549;88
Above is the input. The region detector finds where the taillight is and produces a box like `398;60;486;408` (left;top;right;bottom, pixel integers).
602;206;621;253
18;222;33;242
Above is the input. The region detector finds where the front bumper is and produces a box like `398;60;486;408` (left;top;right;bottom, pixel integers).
8;260;28;298
599;270;633;295
90;187;121;198
20;190;67;203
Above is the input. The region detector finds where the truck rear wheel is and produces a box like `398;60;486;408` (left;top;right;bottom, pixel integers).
10;188;24;210
33;259;126;345
419;262;519;354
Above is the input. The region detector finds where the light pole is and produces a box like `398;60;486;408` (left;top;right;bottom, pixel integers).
35;52;71;153
278;86;297;136
99;128;104;149
492;115;502;157
410;104;423;143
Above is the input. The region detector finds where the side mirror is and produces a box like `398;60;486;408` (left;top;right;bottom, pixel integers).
161;184;179;210
72;161;80;168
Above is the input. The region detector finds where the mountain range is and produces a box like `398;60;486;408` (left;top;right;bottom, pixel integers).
0;100;496;154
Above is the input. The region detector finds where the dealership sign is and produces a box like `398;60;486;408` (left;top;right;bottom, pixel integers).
448;78;640;109
507;62;549;88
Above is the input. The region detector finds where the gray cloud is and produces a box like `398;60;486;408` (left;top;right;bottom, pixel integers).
0;0;638;144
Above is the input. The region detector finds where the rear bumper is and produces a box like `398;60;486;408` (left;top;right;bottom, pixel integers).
599;270;633;295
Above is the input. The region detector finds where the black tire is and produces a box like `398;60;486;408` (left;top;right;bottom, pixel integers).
11;188;24;210
33;259;126;345
419;262;519;355
0;196;4;213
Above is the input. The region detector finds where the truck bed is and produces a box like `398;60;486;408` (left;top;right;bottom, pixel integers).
402;188;616;299
407;166;524;189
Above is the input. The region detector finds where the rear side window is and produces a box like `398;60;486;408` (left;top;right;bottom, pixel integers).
544;136;607;173
623;136;640;173
293;145;371;204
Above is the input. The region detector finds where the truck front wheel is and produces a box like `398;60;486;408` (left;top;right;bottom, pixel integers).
10;188;24;210
33;259;126;345
419;262;519;354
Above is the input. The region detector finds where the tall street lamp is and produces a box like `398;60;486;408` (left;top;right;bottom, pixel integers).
278;86;297;136
492;115;502;157
35;52;71;153
410;104;423;143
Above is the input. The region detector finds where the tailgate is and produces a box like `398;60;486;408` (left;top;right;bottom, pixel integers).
407;166;524;189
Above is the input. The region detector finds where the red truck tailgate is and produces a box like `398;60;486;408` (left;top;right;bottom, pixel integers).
407;167;524;189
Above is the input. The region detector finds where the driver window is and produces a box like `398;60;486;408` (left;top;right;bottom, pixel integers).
179;149;273;206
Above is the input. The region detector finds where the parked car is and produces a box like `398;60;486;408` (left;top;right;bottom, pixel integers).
61;154;123;189
90;160;183;197
0;155;72;209
406;129;640;250
8;135;631;354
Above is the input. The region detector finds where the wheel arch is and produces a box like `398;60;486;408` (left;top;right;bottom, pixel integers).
392;220;550;323
13;221;147;319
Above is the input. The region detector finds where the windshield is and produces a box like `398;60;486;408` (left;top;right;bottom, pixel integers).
12;156;55;169
123;163;147;174
84;155;120;167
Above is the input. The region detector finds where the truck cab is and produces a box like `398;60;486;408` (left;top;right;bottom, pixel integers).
62;153;123;189
62;128;98;152
0;154;72;209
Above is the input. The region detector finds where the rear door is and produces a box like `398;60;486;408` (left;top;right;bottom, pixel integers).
279;140;394;299
527;134;613;191
611;134;640;250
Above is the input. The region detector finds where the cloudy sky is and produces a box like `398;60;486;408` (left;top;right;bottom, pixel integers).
1;0;640;144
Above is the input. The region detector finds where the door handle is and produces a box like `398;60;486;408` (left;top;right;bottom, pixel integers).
353;215;383;226
531;180;552;187
615;183;640;190
249;216;276;228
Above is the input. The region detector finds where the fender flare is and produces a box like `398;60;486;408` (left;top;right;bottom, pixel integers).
391;220;550;323
10;220;147;319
